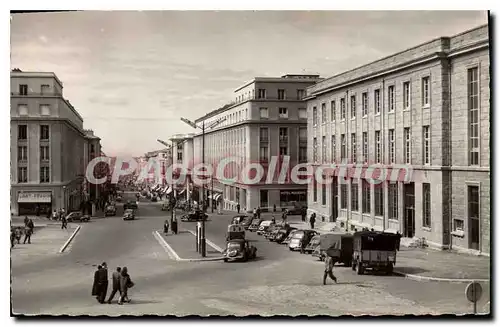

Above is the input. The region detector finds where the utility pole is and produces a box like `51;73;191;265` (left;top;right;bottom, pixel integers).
201;121;206;257
211;175;214;213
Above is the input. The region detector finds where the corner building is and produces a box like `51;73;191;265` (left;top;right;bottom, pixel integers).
193;74;322;213
305;25;490;255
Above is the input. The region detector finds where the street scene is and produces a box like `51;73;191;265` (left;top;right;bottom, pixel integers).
10;11;491;317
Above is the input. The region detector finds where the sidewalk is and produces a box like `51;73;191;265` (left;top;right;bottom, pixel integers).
155;230;224;261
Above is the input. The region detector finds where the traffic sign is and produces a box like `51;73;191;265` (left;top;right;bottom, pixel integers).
466;281;483;303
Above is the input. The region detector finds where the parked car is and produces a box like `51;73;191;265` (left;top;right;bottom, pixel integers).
66;211;90;222
124;200;138;210
282;230;299;245
104;205;117;217
232;215;253;230
115;195;123;202
161;202;169;211
285;203;307;216
123;209;136;220
265;225;282;240
247;218;263;232
303;235;321;254
289;230;319;251
181;210;208;222
275;226;297;244
222;239;257;262
256;221;274;235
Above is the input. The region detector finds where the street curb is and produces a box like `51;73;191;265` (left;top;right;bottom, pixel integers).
185;229;224;253
393;270;490;283
153;231;224;262
58;225;81;253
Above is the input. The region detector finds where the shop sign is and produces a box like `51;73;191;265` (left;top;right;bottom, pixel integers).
280;191;307;195
18;192;52;203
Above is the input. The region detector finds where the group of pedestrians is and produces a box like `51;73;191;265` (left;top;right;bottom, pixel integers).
10;217;35;248
92;262;134;305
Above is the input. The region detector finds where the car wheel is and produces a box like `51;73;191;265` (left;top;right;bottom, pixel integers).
386;263;394;275
356;262;364;275
223;258;228;263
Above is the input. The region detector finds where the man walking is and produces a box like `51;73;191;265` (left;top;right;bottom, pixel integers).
323;255;338;285
301;207;307;222
98;262;109;304
309;213;316;230
107;267;122;304
61;215;68;229
23;225;32;244
236;203;240;214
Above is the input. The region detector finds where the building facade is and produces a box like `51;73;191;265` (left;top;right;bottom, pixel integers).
144;147;172;187
10;70;102;216
193;74;322;213
305;25;490;254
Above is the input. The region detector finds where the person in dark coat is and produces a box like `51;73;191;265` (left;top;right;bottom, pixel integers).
323;255;338;285
92;265;101;300
396;231;402;251
10;229;16;248
61;216;68;229
236;203;240;214
164;220;169;235
118;267;132;304
107;267;122;304
309;213;316;230
23;226;32;244
301;208;307;222
172;219;178;235
97;262;109;304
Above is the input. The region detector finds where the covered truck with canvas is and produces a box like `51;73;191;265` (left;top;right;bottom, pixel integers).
319;232;354;266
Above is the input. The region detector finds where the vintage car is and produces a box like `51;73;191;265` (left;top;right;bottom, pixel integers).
274;226;297;244
231;215;253;230
123;209;136;220
226;224;246;241
180;210;208;222
352;231;400;275
285;203;307;216
282;230;299;245
66;211;90;222
289;230;319;251
265;225;282;240
256;220;274;235
222;238;257;262
303;235;321;254
124;200;138;210
161;201;170;211
104;205;117;217
115;195;123;202
247;218;263;232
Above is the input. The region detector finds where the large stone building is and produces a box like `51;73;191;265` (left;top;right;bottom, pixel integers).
192;74;322;212
305;25;490;255
10;70;102;216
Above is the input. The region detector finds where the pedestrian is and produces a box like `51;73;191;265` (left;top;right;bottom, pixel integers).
396;231;401;251
256;207;261;219
271;216;276;224
236;203;240;214
172;219;178;235
61;215;68;229
24;216;29;227
27;219;34;235
23;225;32;244
301;207;307;222
10;229;16;248
164;219;169;235
107;267;122;303
98;262;109;304
310;213;316;230
118;266;133;304
273;204;276;213
52;210;57;220
15;227;22;244
323;254;338;285
92;265;101;301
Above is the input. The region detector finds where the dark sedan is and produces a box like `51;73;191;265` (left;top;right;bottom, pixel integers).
124;200;138;210
181;211;208;222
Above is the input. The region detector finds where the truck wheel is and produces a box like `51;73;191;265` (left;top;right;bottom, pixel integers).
386;263;394;275
356;262;364;275
352;261;356;271
223;258;228;263
345;260;352;267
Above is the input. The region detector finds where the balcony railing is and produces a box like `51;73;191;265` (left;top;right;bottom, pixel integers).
229;94;307;105
11;92;63;97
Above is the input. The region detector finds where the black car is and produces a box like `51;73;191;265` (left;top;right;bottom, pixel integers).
285;204;307;216
181;210;208;222
232;215;253;230
124;200;138;210
247;218;263;232
275;227;297;244
104;205;117;217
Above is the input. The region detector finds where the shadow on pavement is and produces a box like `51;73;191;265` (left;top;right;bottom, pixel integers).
391;267;429;275
127;299;162;305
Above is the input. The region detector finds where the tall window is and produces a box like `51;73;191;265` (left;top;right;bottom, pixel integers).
260;127;269;142
351;133;356;163
341;134;346;161
259;108;268;118
362;132;368;163
423;183;431;227
322;136;327;163
18;104;28;116
278;107;288;118
375;131;381;163
362;179;371;213
313;178;317;202
258;89;266;99
279;127;288;143
350;95;356;119
331;100;336;121
40;146;50;161
297;89;305;100
18;167;27;183
362;92;368;116
322;176;327;205
374;184;384;216
423;126;430;165
40;167;50;183
18;146;27;161
340;98;346;120
279;146;288;156
374;89;381;114
388;85;395;112
278;89;285;100
313;137;318;162
260;127;269;161
404;128;411;164
389;129;395;163
467;186;480;245
18;125;27;140
351;180;359;211
259;145;269;161
321;103;327;123
422;77;430;106
331;135;336;163
468;67;479;166
340;184;348;209
19;84;28;95
403;81;410;109
313;107;318;126
299;127;307;142
299;146;307;163
388;183;398;220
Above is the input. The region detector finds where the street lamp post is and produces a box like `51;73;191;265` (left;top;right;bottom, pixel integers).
180;116;225;258
157;138;175;225
62;186;67;212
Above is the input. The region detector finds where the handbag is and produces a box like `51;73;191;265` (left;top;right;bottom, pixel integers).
126;278;134;288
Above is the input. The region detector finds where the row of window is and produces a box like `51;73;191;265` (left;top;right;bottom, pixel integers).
17;146;50;161
17;125;50;140
312;126;430;165
259;107;307;119
17;166;50;183
237;88;306;103
312;179;432;227
258;127;308;162
17;104;51;116
15;84;54;96
205;108;249;128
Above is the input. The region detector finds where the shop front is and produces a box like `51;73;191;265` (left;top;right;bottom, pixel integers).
17;191;53;216
280;190;307;208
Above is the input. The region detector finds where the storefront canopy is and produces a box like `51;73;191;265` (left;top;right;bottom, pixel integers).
18;191;52;203
214;194;222;202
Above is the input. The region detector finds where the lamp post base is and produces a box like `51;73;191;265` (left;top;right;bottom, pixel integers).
200;239;206;257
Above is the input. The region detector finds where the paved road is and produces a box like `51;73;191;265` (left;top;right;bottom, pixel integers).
11;193;490;316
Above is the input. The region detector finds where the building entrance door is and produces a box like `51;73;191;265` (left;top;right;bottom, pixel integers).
260;190;268;209
403;183;415;238
331;179;338;222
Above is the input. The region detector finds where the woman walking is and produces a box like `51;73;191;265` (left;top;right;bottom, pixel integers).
118;267;133;304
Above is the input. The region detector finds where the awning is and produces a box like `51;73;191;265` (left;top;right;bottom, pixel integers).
214;194;222;201
179;189;185;195
165;187;173;195
18;192;52;203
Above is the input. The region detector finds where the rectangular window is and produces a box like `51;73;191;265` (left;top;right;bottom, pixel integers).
374;184;384;216
388;183;398;220
40;104;51;116
375;131;381;163
40;166;50;183
468;67;479;166
258;89;266;99
18;125;27;140
299;127;307;142
259;107;269;119
362;92;368;116
299;146;307;163
362;179;371;214
41;84;50;95
19;84;28;95
297;89;305;100
351;133;356;163
259;146;269;161
351;180;359;211
18;167;27;183
279;127;288;143
340;98;346;120
177;150;183;162
350;95;356;119
322;176;327;205
468;185;480;221
322;136;327;163
279;146;288;156
388;85;395;112
313;137;318;162
313;107;318;126
321;103;327;123
423;183;431;227
404;128;411;164
362;132;368;163
18;104;28;116
374;89;380;114
389;129;395;163
298;108;307;119
18;146;27;161
340;184;348;209
40;146;50;161
278;89;285;100
260;127;269;142
454;219;464;232
423;126;430;165
331;135;336;163
341;134;346;161
403;81;410;109
331;100;336;121
278;107;288;118
422;76;430;106
313;178;317;202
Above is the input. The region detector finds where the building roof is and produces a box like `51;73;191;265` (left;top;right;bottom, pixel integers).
10;69;64;88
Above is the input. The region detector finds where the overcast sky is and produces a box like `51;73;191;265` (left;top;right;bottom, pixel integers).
10;11;487;157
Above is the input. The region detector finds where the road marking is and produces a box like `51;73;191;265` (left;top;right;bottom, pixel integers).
185;229;224;253
153;231;178;260
58;225;81;253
